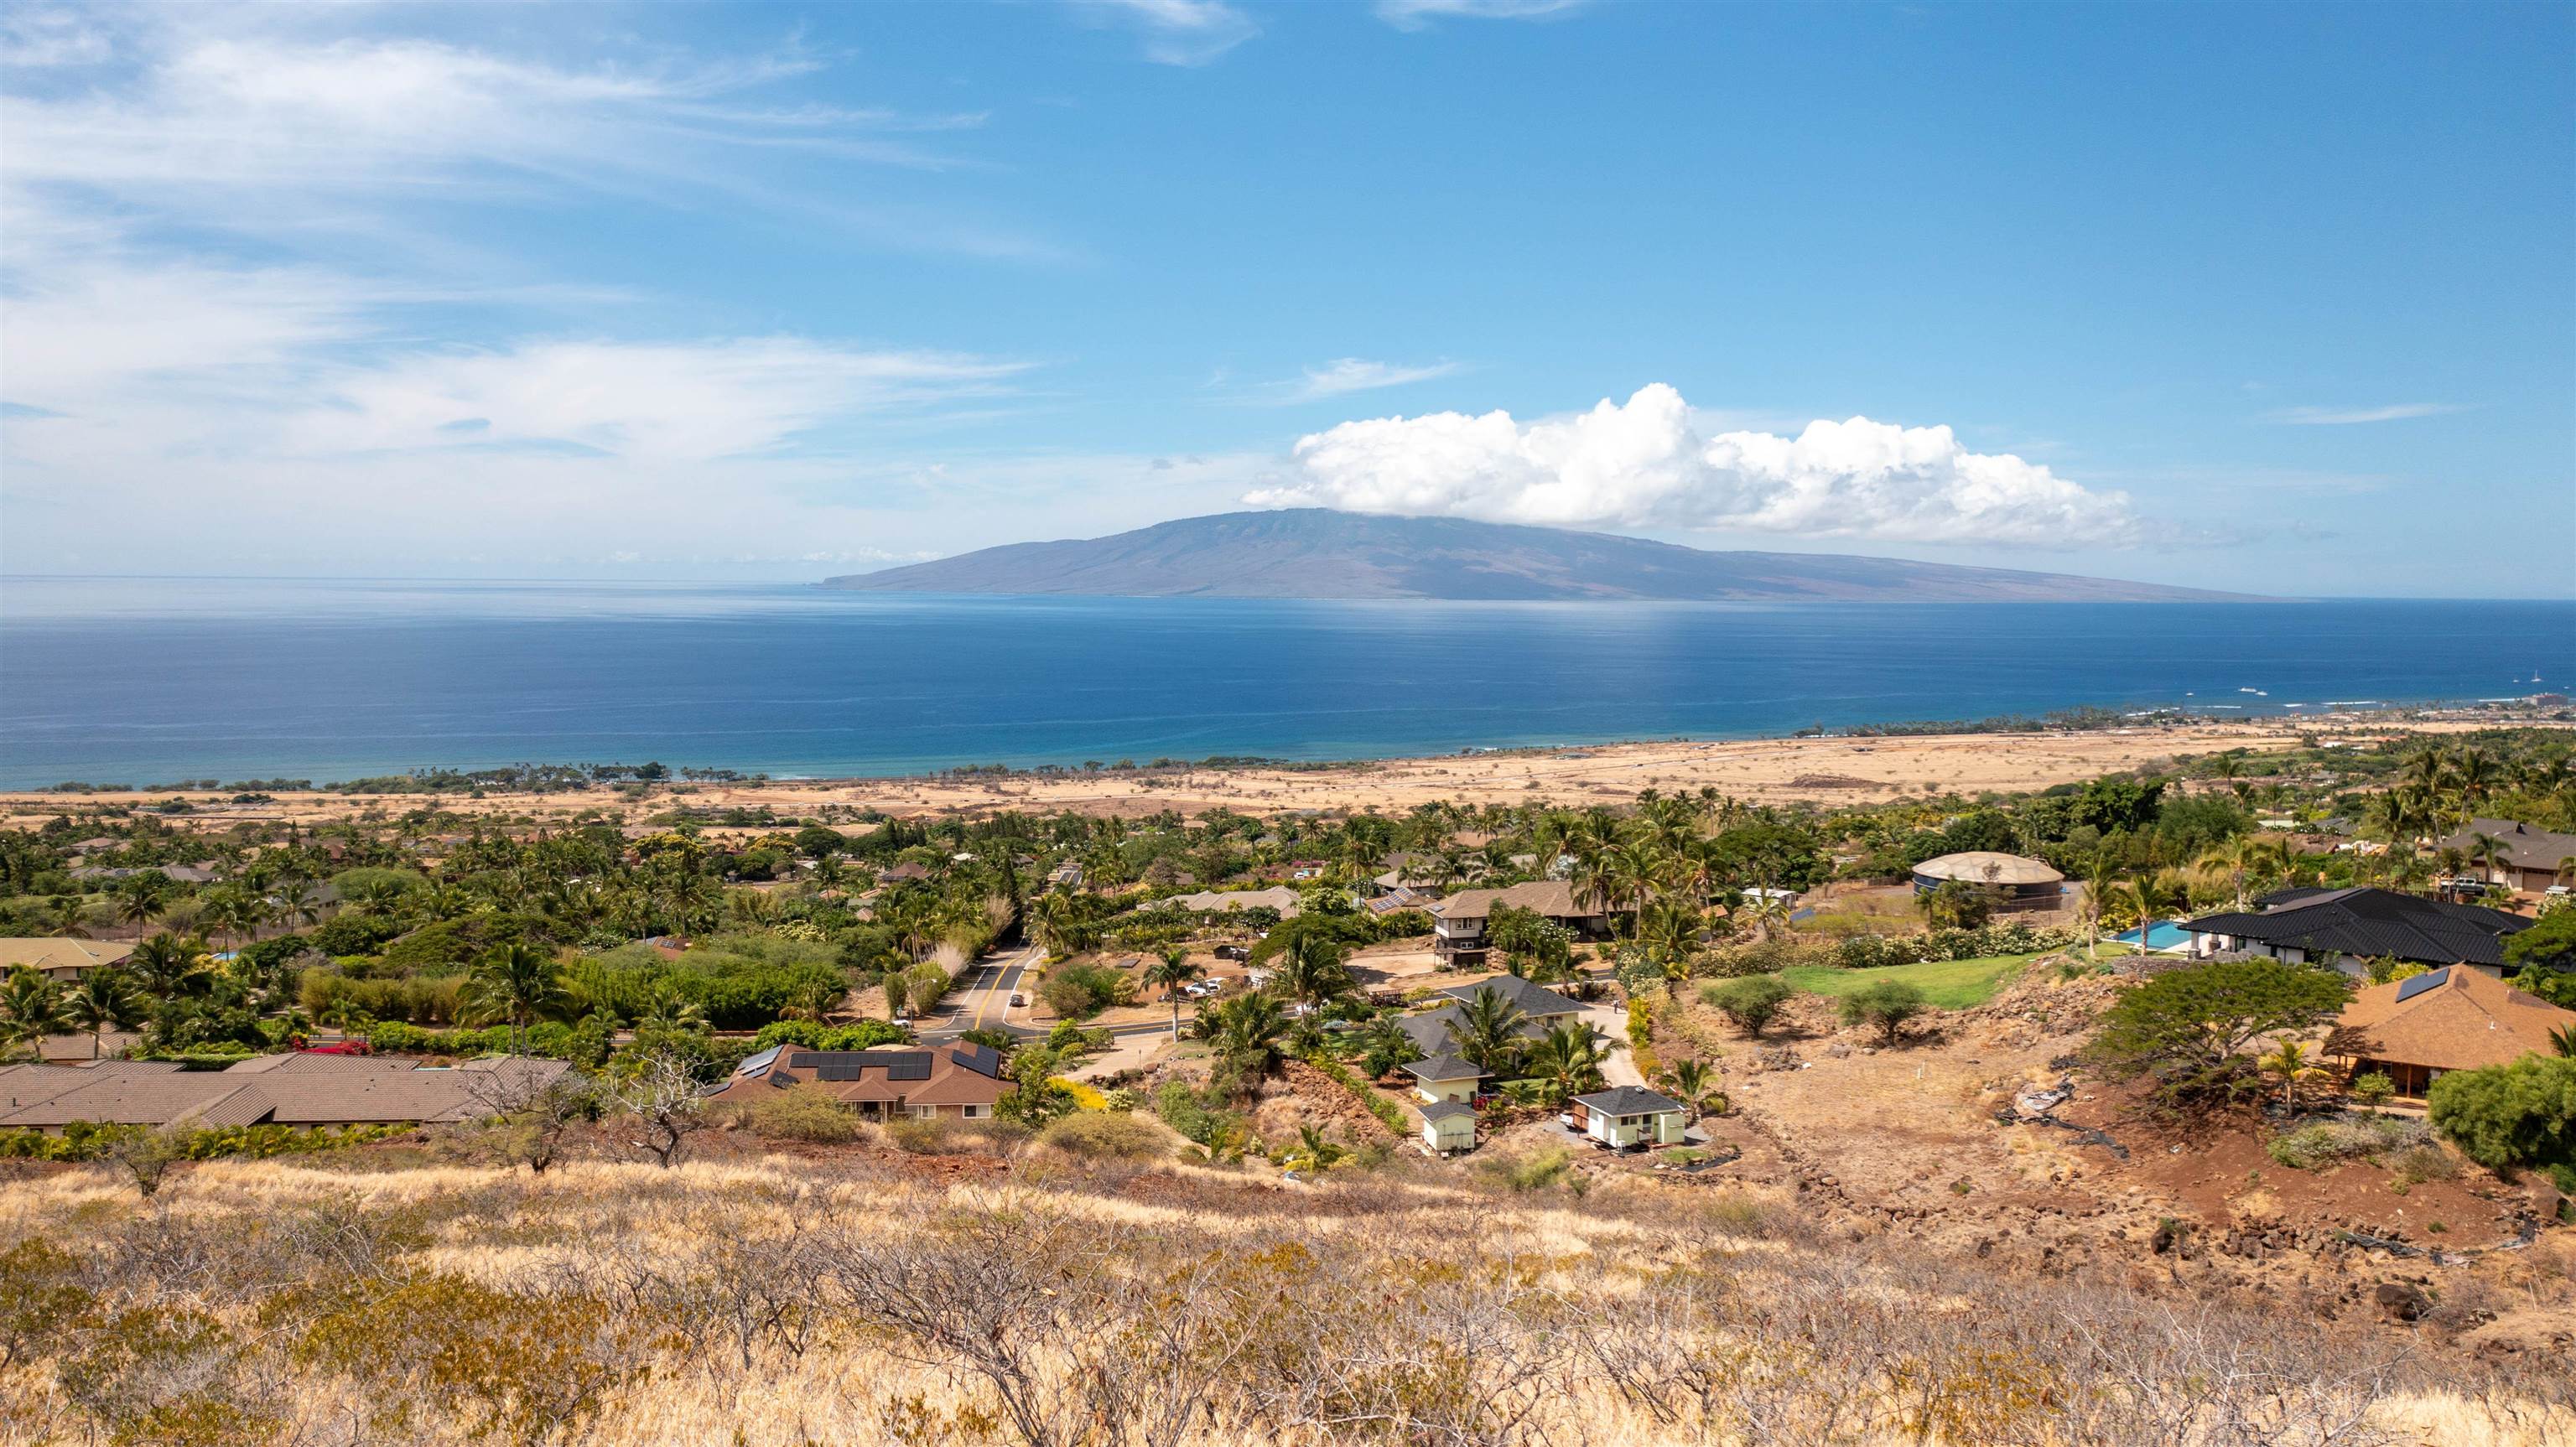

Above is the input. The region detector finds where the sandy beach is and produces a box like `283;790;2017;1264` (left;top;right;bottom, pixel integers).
3;717;2546;831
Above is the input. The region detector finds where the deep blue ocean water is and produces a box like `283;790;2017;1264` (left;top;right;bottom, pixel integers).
1;578;2569;789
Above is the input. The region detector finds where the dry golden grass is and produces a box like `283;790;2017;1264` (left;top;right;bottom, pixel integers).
0;1149;2568;1447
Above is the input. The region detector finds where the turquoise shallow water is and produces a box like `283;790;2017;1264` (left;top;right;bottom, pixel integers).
1;578;2568;788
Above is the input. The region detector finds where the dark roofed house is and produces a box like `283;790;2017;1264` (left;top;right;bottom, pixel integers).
1570;1087;1688;1149
705;1040;1009;1121
2180;886;2532;979
1419;1097;1478;1154
1400;977;1587;1058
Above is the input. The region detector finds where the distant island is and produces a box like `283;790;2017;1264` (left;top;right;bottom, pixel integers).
821;509;2253;602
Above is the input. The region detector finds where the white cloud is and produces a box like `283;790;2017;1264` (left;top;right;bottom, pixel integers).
1377;0;1592;30
1274;357;1462;402
1245;384;2146;547
1078;0;1259;65
2265;402;2466;426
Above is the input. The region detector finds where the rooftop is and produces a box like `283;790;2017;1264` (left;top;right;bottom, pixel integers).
2183;887;2531;968
1911;851;2063;885
2332;965;2576;1073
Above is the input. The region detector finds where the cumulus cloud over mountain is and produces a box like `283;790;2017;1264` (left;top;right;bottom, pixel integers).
1249;384;2144;547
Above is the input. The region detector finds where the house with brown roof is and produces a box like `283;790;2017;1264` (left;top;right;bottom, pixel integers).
1431;880;1613;965
2441;817;2576;895
0;1052;568;1131
706;1040;1010;1121
0;938;135;981
2325;967;2576;1098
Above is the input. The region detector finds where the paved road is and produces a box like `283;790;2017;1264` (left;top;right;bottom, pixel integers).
918;945;1044;1040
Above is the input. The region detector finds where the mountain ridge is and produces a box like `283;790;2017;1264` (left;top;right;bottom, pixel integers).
821;509;2257;603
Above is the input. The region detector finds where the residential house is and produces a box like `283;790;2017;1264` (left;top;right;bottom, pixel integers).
1431;881;1613;966
1399;976;1587;1058
876;861;932;885
1401;1054;1483;1105
2181;887;2532;979
1569;1087;1689;1149
0;938;135;982
706;1040;1010;1121
1153;886;1302;918
1420;1098;1476;1154
2441;818;2576;895
1361;885;1437;920
2325;966;2576;1098
0;1053;568;1131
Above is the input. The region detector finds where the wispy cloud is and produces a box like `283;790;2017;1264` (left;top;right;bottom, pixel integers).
1271;357;1463;402
2264;402;2468;426
1377;0;1592;31
0;8;1058;578
1077;0;1259;65
1246;384;2148;547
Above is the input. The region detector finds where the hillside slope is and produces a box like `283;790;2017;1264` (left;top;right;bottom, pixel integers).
823;509;2252;602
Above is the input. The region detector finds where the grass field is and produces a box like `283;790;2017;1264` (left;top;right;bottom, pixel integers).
1779;944;2133;1009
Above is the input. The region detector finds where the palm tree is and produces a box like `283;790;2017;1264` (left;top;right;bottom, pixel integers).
1279;1123;1347;1174
1659;1056;1722;1116
462;942;569;1055
110;875;166;931
1274;931;1354;1007
2548;1024;2575;1059
66;966;143;1059
0;967;75;1061
45;895;92;939
1526;1020;1608;1105
1142;948;1203;1041
127;931;209;998
1450;986;1530;1076
2257;1039;2329;1112
1356;1014;1421;1078
1206;993;1288;1083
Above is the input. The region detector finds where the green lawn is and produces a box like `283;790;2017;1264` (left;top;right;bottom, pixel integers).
1779;945;2133;1010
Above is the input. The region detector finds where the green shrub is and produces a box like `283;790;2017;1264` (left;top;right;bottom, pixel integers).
2350;1071;2396;1107
1036;1112;1168;1159
1837;981;1928;1044
2429;1055;2576;1174
751;1019;906;1051
1702;974;1794;1036
1036;961;1133;1021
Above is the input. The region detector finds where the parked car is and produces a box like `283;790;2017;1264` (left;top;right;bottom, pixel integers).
1214;944;1251;961
1009;993;1026;1007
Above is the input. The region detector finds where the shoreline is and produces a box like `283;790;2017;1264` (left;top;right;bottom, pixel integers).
6;713;2563;827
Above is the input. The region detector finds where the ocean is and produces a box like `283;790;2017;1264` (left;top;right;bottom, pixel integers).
1;578;2568;790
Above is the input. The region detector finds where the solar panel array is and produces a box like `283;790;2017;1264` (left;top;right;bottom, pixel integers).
796;1050;935;1082
953;1042;1002;1078
2393;967;2450;1004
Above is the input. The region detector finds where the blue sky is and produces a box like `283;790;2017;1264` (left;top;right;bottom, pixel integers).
3;0;2569;595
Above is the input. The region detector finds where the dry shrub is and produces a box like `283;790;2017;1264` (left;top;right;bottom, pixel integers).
1034;1111;1168;1161
736;1085;870;1143
886;1115;959;1154
2;1155;2569;1447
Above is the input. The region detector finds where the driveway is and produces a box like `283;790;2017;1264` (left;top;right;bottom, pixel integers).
1577;1002;1647;1089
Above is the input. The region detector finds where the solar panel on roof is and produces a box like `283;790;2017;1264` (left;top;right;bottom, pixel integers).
953;1042;1001;1077
2394;967;2449;1003
886;1055;932;1081
816;1063;864;1081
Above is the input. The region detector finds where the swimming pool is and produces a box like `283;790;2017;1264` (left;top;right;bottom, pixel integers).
2112;921;2193;952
